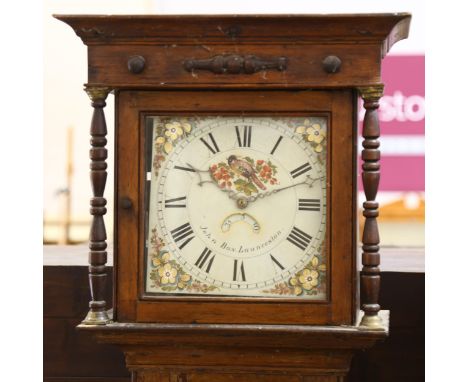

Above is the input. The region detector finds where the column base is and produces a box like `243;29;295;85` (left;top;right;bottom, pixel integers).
358;310;387;331
81;309;112;325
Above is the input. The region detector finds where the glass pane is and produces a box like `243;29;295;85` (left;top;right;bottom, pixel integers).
144;116;327;299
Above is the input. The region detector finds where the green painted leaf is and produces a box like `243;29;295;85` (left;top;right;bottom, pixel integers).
246;183;258;193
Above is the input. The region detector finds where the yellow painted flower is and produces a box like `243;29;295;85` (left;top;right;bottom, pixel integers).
289;277;303;296
310;256;327;272
180;121;192;133
306;123;326;153
295;119;310;134
164;121;191;140
177;273;191;289
158;263;177;284
296;120;326;153
298;268;319;290
152;257;162;267
165;122;183;140
155;136;173;154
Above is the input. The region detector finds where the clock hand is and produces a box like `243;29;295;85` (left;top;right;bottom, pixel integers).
245;175;324;203
186;163;242;202
186;163;323;209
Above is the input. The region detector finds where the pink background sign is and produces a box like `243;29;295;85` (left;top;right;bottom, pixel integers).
359;55;425;192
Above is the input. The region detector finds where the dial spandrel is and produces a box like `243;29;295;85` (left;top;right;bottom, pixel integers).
145;116;327;299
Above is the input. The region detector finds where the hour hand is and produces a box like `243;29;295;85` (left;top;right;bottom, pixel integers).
185;163;240;199
185;163;213;187
187;163;247;208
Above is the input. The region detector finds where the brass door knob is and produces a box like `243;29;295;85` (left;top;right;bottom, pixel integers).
127;55;146;74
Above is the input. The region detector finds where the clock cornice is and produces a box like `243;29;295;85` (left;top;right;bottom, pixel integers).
54;13;410;57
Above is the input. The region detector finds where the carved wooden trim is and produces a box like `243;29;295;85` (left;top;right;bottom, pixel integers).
184;54;287;74
358;84;385;330
82;85;112;325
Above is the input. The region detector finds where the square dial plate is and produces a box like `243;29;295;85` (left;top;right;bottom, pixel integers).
144;116;328;299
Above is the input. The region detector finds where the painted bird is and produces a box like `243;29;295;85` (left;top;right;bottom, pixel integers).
227;155;266;190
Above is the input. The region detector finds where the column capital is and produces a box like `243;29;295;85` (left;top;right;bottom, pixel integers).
358;84;385;102
84;85;112;101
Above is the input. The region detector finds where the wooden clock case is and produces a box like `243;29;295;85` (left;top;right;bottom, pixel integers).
117;90;354;325
56;14;410;382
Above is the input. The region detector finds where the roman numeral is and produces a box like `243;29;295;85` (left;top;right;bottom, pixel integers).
170;222;194;250
287;226;313;251
233;259;246;282
270;135;283;155
174;165;195;172
290;162;312;179
298;198;320;212
194;247;215;273
200;132;220;154
270;254;285;272
235;125;252;147
165;196;187;208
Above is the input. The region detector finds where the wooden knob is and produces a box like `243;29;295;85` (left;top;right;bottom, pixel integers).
322;55;342;73
127;55;146;74
120;197;133;210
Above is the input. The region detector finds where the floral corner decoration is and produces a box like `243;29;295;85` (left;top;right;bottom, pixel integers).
149;228;219;294
293;118;327;165
153;119;193;175
156;120;192;154
262;244;327;297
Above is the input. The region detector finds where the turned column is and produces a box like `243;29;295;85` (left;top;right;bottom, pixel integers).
358;85;384;329
82;85;112;325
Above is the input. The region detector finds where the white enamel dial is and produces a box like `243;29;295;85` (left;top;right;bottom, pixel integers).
146;116;327;299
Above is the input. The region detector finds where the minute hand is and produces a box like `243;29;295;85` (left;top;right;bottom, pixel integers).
246;175;324;203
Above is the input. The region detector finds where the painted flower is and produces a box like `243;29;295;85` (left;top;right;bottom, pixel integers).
150;229;167;254
152;251;171;268
164;121;191;140
177;273;191;289
310;256;327;273
298;268;319;290
158;263;177;284
289;277;303;296
296;120;326;153
295;121;308;135
306;124;326;153
154;121;192;154
155;136;173;154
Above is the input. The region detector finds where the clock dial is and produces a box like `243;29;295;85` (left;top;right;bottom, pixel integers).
145;116;327;299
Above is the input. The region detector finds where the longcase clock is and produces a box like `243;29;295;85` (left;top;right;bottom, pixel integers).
56;13;411;382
